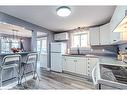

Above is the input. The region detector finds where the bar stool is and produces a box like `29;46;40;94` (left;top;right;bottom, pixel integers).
21;53;39;88
0;54;21;88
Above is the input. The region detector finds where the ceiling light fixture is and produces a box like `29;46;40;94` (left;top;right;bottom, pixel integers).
56;6;71;17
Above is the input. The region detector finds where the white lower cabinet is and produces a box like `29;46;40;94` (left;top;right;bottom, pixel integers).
75;57;87;75
62;56;99;78
66;57;76;73
62;56;75;73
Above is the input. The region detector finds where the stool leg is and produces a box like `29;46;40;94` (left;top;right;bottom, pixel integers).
23;65;29;89
15;66;20;85
32;63;40;80
32;63;36;79
31;63;40;88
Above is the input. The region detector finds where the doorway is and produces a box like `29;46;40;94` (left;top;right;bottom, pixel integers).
37;37;47;69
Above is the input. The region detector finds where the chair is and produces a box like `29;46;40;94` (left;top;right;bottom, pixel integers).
21;53;39;88
0;54;21;88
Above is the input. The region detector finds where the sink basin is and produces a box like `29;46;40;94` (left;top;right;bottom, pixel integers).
69;54;86;57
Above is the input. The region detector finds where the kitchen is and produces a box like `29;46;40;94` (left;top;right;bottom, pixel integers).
0;5;127;90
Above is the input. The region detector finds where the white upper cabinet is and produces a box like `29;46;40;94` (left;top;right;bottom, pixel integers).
110;32;120;44
100;23;111;45
89;27;100;45
54;32;69;41
110;6;127;32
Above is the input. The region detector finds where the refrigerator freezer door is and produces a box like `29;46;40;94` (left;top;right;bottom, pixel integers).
51;52;62;72
51;43;61;53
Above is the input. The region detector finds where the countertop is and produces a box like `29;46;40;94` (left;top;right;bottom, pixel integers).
62;54;99;58
0;52;36;56
62;54;125;64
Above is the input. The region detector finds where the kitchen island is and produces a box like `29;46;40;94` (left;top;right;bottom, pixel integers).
0;52;36;84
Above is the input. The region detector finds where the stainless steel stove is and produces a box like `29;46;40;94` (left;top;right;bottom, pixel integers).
92;63;127;89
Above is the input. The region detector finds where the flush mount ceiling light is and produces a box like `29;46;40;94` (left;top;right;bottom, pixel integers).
56;6;71;17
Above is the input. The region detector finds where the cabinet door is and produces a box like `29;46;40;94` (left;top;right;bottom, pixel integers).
100;23;111;45
75;58;87;75
66;57;75;73
110;32;120;44
89;27;100;45
54;34;60;40
60;32;69;40
54;32;69;41
62;56;67;71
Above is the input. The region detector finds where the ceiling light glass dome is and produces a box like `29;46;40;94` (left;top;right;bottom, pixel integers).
57;6;71;17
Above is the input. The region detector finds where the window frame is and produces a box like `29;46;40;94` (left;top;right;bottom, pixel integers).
71;32;89;48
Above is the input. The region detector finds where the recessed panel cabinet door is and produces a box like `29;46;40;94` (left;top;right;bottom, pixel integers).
66;57;76;73
100;23;111;45
75;58;87;75
62;56;67;71
89;27;100;45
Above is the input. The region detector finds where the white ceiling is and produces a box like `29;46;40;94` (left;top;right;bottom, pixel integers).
0;6;116;32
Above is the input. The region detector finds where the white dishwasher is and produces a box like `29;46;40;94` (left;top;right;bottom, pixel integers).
92;63;127;89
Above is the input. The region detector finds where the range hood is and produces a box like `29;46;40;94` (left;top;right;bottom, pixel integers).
113;16;127;32
113;10;127;32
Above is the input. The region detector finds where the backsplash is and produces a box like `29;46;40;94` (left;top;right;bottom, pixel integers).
118;43;127;53
91;45;117;53
69;45;117;57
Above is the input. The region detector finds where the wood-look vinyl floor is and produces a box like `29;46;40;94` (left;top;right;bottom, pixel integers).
12;68;94;90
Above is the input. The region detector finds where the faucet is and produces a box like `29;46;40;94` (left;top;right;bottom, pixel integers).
77;46;80;55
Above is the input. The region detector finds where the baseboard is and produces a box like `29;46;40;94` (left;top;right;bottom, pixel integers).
46;68;51;71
